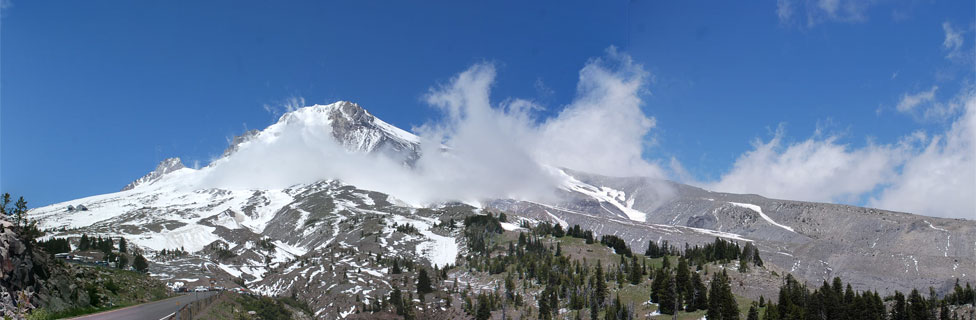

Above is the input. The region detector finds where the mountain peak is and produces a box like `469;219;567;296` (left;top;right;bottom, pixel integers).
249;101;421;165
121;157;186;191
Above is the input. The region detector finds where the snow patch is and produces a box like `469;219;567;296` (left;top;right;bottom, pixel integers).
729;202;795;233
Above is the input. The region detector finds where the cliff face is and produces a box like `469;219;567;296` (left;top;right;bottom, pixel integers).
0;218;54;318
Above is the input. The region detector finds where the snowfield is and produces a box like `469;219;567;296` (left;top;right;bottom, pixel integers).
729;202;795;233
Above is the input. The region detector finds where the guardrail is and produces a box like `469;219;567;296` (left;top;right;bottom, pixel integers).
165;292;221;320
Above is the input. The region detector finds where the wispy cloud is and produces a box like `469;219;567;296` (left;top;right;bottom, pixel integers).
896;86;938;113
777;0;877;27
262;96;305;119
943;21;965;60
777;0;794;25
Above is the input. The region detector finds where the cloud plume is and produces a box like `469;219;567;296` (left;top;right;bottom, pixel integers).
198;47;666;206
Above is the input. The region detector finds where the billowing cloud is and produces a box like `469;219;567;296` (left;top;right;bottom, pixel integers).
707;87;975;219
535;47;664;178
869;89;976;219
706;128;902;204
200;47;666;206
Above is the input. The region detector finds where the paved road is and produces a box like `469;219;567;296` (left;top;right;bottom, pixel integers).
70;291;218;320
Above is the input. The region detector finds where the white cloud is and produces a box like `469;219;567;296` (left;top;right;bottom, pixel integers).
706;127;902;204
943;22;964;59
707;87;976;219
896;86;938;113
869;89;976;219
535;47;664;178
896;85;972;122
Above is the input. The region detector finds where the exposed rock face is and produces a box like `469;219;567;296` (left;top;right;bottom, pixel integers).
305;101;421;166
121;158;186;191
221;129;261;158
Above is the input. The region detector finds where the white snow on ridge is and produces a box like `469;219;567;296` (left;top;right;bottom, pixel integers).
559;171;647;222
729;202;795;233
544;210;569;228
686;226;753;242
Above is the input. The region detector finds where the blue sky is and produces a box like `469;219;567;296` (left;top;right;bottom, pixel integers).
2;1;974;218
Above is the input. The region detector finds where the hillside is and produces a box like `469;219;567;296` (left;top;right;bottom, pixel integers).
0;218;171;319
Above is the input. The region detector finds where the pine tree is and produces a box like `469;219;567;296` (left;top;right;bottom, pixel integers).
763;303;779;320
690;271;709;312
476;293;492;320
676;257;691;307
593;262;607;308
629;255;642;285
391;260;401;274
13;196;27;228
891;291;908;320
118;237;127;253
417;268;433;295
906;289;929;320
656;268;676;314
539;286;553;320
709;270;739;320
746;304;759;320
133;254;149;272
117;254;128;269
79;234;90;251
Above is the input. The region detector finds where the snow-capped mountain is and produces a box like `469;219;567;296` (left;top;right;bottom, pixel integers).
29;101;976;318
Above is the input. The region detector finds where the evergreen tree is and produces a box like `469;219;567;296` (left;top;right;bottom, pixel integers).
118;237;127;253
593;262;607;308
690;272;709;312
708;270;739;320
79;234;90;251
747;304;759;320
417;269;433;294
476;293;492;320
629;255;642;285
762;303;779;320
391;260;401;274
676;257;691;307
133;254;149;272
538;286;554;320
906;289;929;320
117;254;128;269
656;269;676;314
890;291;908;320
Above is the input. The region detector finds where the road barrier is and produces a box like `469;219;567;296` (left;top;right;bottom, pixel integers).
164;292;221;320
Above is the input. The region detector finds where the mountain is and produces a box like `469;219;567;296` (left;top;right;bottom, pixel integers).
28;101;976;318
